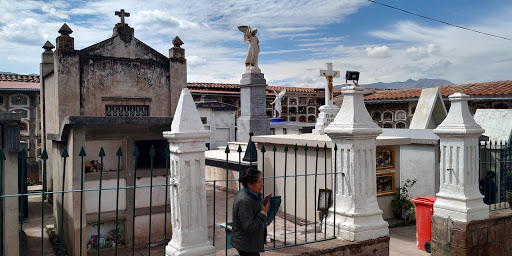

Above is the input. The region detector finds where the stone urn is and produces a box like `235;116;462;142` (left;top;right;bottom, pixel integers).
507;190;512;209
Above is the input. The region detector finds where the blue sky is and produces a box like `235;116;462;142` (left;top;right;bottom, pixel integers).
0;0;511;88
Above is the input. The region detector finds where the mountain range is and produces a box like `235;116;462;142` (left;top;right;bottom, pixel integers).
334;78;453;90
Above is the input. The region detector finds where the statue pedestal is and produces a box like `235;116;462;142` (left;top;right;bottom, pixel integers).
237;71;270;142
313;105;339;134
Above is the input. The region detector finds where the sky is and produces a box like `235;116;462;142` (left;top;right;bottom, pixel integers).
0;0;511;88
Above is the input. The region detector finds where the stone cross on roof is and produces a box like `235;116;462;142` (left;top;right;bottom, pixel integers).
115;9;130;25
320;62;340;102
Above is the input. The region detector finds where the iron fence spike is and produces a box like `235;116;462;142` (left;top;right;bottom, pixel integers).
99;147;106;157
79;146;86;157
149;145;156;156
61;148;69;158
116;146;123;156
41;149;48;160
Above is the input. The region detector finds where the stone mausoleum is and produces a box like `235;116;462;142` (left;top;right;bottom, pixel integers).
40;11;185;254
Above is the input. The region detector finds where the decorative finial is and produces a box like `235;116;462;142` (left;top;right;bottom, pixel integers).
58;23;73;36
42;41;55;52
172;36;184;48
115;9;130;25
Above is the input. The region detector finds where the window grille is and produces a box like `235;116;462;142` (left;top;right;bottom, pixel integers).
105;105;148;117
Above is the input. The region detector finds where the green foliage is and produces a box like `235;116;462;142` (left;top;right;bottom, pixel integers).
391;179;417;221
27;179;35;186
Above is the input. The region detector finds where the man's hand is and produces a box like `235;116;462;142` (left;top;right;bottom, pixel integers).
261;200;270;213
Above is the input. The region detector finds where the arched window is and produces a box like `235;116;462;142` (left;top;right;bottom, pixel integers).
0;96;4;106
396;122;406;129
20;120;29;135
9;94;29;107
376;146;394;169
395;110;406;120
298;115;307;123
383;123;393;128
10;108;29;119
373;112;382;121
383;112;393;121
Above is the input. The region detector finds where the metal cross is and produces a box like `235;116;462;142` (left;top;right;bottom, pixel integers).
115;9;130;25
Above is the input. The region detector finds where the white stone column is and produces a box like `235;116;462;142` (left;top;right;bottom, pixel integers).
324;84;388;242
164;88;215;256
433;93;488;222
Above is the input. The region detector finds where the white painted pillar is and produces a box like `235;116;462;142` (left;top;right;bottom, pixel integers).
324;84;388;242
164;88;215;256
433;93;488;222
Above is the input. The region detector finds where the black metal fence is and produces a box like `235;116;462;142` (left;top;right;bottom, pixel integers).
0;145;172;256
206;143;338;255
479;140;512;211
1;142;339;256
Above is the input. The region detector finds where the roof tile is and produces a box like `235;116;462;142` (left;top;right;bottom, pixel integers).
364;81;512;100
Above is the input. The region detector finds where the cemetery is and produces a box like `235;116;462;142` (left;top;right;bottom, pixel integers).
0;7;512;256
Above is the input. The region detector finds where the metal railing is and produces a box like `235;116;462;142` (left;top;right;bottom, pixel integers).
479;140;512;211
0;145;172;256
206;143;338;255
0;142;340;255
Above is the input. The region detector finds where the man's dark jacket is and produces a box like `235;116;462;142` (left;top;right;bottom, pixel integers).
231;188;267;253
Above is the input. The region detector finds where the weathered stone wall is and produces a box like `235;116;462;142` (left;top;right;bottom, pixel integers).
432;210;512;256
79;36;171;117
250;236;390;256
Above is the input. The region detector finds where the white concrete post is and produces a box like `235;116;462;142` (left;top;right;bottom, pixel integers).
433;93;488;222
164;88;215;256
324;84;389;242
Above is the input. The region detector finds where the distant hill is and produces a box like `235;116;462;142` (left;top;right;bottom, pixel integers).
334;78;453;90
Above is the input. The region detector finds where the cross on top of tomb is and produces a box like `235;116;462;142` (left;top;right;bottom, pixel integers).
115;9;130;25
320;62;340;101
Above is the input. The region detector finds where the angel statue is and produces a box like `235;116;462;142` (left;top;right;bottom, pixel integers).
238;25;260;70
270;89;286;118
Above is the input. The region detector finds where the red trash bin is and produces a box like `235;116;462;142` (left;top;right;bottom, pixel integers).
411;196;437;253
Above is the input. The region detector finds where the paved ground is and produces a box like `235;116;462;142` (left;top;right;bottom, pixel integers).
22;185;429;256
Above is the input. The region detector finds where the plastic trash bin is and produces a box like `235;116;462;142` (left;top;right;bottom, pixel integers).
411;196;437;253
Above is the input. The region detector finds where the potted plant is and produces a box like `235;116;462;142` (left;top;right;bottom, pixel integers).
391;179;417;221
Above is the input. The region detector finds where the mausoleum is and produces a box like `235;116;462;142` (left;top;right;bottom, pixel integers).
40;11;185;254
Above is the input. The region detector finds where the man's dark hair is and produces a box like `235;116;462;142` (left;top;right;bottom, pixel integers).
239;167;261;188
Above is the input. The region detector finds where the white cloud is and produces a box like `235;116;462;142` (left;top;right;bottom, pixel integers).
42;5;70;20
405;43;439;60
365;45;391;58
0;0;510;88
